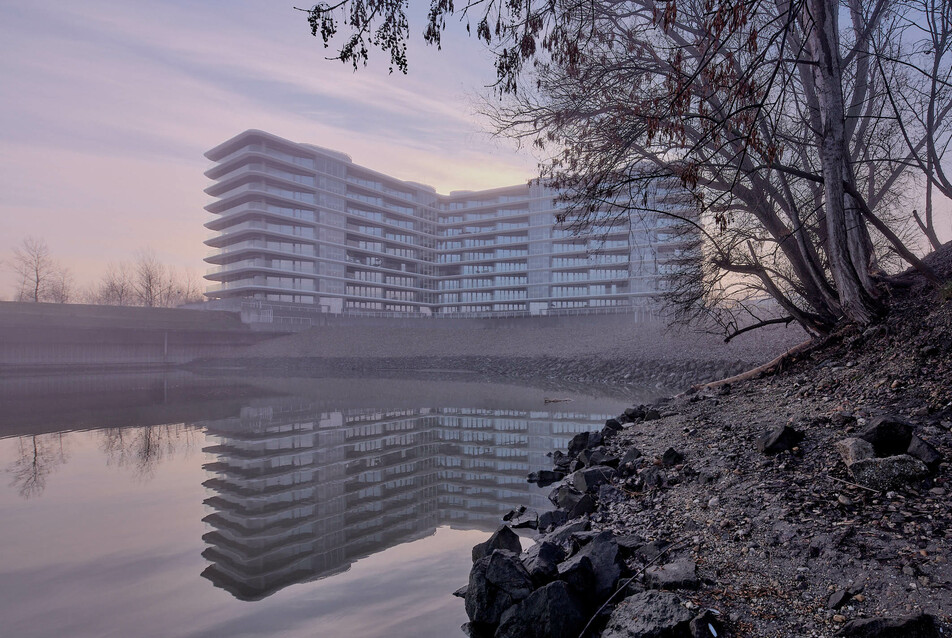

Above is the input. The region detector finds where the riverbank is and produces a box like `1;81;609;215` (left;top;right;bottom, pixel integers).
458;243;952;637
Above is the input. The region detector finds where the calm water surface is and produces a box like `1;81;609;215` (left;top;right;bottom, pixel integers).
0;372;656;638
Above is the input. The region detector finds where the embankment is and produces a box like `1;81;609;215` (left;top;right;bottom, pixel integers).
207;313;807;389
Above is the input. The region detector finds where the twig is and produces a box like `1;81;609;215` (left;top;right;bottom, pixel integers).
827;475;880;494
577;537;691;638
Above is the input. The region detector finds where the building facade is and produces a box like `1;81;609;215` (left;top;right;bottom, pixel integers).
204;130;691;318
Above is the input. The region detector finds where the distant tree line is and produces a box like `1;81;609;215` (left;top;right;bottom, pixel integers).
5;236;203;308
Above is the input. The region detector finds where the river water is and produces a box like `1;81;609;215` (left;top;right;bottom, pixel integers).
0;372;659;638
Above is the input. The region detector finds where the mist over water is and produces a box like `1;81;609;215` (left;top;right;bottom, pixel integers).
0;372;650;638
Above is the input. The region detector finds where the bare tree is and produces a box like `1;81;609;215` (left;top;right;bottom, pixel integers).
91;262;136;305
300;0;951;336
11;236;54;302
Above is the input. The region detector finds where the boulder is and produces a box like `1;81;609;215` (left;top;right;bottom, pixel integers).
579;446;620;468
626;406;647;420
616;534;646;558
568;431;604;457
464;550;534;626
473;526;523;562
526;470;565;487
907;435;942;472
544;520;591;548
548;484;585;509
566;493;597;518
644;559;699;590
836;438;876;466
839;613;939;637
509;509;539;530
858;416;914;456
605;417;625;431
556;552;596;599
602;590;693;638
661;448;685;467
756;424;804;454
566;530;626;602
848;455;930;491
644;409;662;421
617;447;645;477
538;509;569;531
494;581;588;638
521;540;566;585
572;465;618;493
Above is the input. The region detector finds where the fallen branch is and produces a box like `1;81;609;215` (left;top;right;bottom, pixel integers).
688;338;816;393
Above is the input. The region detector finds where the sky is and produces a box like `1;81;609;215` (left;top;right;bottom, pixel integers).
1;1;950;300
0;0;536;297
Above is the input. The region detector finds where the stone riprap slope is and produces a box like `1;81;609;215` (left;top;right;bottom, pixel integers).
457;242;952;637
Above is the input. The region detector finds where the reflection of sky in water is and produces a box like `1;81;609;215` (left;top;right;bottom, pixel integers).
0;375;637;638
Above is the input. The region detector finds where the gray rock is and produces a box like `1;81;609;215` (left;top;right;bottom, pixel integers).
564;530;625;602
634;539;672;563
579;446;620;468
464;550;534;625
618;447;645;477
568;431;604;457
848;454;930;490
522;540;566;585
538;509;569;531
566;492;597;518
526;469;565;487
605;417;624;431
453;584;468;598
548;483;584;509
557;552;596;599
473;526;523;562
661;447;685;467
602;590;693;638
510;509;539;530
907;435;942;472
644;409;662;421
616;534;646;558
626;406;647;420
836;438;876;466
827;589;850;610
839;613;939;637
572;465;618;493
756;424;804;454
544;520;591;548
495;581;588;638
644;559;699;590
859;416;914;456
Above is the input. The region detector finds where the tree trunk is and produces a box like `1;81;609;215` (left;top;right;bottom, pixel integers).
803;0;882;325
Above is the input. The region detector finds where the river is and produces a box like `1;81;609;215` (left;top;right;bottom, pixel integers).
0;371;663;638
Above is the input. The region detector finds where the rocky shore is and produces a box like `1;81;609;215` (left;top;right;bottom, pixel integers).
196;355;753;392
455;244;952;637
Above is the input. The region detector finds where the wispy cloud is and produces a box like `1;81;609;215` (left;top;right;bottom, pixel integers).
0;0;536;294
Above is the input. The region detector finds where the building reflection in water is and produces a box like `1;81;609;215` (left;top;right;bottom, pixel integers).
198;398;611;600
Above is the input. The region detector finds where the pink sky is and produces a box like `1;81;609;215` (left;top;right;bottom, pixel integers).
1;1;950;299
0;0;536;297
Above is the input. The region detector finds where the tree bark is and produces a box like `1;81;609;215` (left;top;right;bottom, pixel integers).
803;0;882;325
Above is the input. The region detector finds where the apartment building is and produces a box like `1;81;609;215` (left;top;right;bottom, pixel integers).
203;130;692;318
